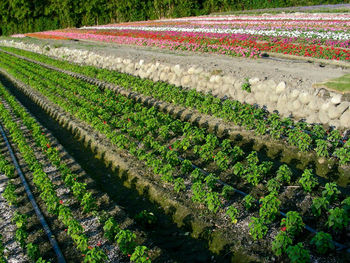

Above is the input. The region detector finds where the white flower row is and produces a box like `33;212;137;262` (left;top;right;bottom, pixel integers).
80;25;350;41
157;14;350;21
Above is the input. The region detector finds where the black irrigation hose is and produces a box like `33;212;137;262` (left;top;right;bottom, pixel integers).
0;124;67;263
1;49;349;253
178;156;350;253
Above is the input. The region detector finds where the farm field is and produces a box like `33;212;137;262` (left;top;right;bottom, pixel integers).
0;7;349;263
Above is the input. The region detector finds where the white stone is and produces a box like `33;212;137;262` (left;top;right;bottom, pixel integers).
306;114;320;124
236;91;245;103
321;102;331;111
254;83;264;91
307;99;319;111
221;84;231;94
254;92;264;102
330;93;342;104
265;79;277;89
292;100;302;111
298;92;309;104
275;81;286;94
328;101;350;119
234;81;242;91
329;120;340;128
245;94;255;105
270;94;279;103
249;77;260;85
276;94;288;113
187;67;195;74
194;67;204;74
173;64;181;75
340;109;350;128
214;75;221;84
319;110;329;124
223;76;235;85
229;88;236;98
209;75;216;83
160;72;167;81
181;75;191;86
163;66;170;73
290;89;300;100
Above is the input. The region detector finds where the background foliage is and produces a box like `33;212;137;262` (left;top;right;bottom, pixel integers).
0;0;347;35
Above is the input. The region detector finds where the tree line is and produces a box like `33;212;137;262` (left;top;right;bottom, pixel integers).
0;0;346;35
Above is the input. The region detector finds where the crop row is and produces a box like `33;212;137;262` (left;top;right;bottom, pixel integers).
0;151;51;263
0;81;152;262
2;46;349;166
0;51;348;261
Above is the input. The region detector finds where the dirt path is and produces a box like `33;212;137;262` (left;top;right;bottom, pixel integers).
4;37;349;91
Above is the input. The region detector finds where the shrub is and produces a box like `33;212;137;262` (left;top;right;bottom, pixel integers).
310;232;334;254
311;197;329;217
298;169;318;193
272;231;292;257
281;211;304;237
322;182;340;201
286;243;310;263
249;217;268;240
326;207;349;231
259;193;281;223
226;205;239;224
243;194;255;210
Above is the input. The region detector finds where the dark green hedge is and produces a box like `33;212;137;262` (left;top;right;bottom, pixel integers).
0;0;347;36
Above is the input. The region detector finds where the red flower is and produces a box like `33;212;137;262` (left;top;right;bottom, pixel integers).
128;254;131;257
59;200;63;204
46;144;50;148
169;146;172;150
103;121;106;124
128;118;131;122
82;254;85;257
41;132;45;135
88;246;93;250
281;226;287;232
97;241;101;247
74;178;76;181
64;229;67;232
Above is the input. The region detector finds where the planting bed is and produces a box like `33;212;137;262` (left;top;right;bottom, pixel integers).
1;38;349;129
0;55;226;263
0;42;348;263
0;9;349;263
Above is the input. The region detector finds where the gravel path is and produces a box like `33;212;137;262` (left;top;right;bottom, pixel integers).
3;98;123;262
0;144;28;263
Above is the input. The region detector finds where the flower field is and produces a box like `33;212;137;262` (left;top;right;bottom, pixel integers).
23;13;350;61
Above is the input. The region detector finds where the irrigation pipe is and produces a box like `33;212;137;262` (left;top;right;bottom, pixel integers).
0;124;67;263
